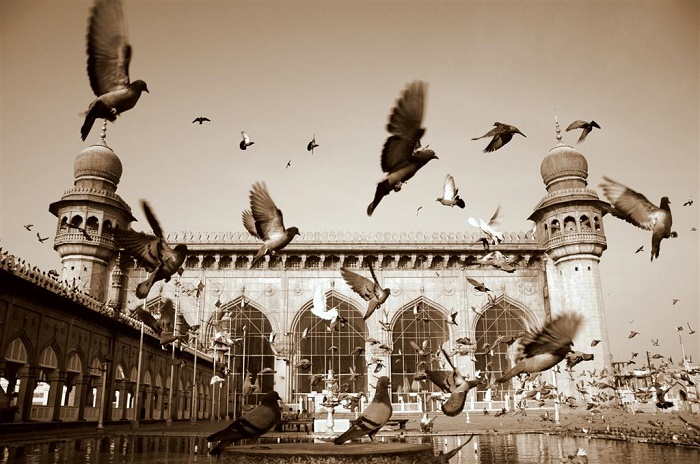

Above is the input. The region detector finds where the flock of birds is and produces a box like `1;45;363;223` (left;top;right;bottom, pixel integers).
16;0;693;459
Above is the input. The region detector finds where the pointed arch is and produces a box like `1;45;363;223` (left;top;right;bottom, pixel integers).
39;345;59;369
291;289;367;394
66;351;83;373
4;337;29;364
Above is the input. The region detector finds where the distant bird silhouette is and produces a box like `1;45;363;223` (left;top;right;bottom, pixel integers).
466;277;490;293
600;177;676;261
192;117;210;124
66;222;94;241
683;196;693;206
239;131;254;150
687;322;696;335
416;206;423;215
112;200;187;299
307;134;319;153
334;376;392;444
436;174;465;208
23;224;33;231
36;233;49;243
628;331;639;339
242;182;299;268
340;262;390;320
590;339;601;347
496;312;583;383
436;435;474;463
472;122;525;153
468;206;504;245
447;310;458;325
426;348;483;416
651;338;659;346
565;120;601;144
207;390;281;456
367;81;438;216
286;159;292;169
81;0;148;141
672;298;679;305
635;245;643;253
409;339;431;356
295;359;312;371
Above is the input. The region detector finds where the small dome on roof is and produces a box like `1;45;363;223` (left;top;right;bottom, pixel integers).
73;143;122;186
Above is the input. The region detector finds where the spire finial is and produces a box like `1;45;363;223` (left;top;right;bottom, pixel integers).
554;110;562;142
100;120;108;145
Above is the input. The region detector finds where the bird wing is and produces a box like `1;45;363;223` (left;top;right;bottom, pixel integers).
340;267;375;301
249;182;286;240
158;299;176;333
112;228;160;271
466;277;483;288
207;399;279;442
380;81;426;173
425;370;454;393
599;177;663;230
566;120;588;131
133;307;161;332
443;174;457;200
487;205;503;227
241;210;260;239
87;0;131;96
521;313;583;358
311;284;334;320
241;131;251;144
141;200;164;238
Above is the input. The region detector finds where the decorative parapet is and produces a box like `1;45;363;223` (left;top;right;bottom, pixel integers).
532;187;604;210
54;233;118;249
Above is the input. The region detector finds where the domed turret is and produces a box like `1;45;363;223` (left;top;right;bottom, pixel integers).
540;142;588;191
73;143;123;191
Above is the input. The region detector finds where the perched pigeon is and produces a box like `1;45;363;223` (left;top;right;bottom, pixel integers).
112;200;187;299
426;348;483;416
468;206;504;246
334;376;392;444
496;312;583;383
207;390;281;456
600;177;676;261
81;0;148;141
367;81;438;216
240;131;254;150
471;122;525;153
340;262;390;320
307;134;319;153
242;182;299;268
192;117;210;124
436;174;465;208
565;120;601;144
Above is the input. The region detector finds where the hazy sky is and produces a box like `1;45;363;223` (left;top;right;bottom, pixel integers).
1;0;698;363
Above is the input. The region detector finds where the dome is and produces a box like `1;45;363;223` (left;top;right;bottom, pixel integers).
540;142;588;190
73;144;123;186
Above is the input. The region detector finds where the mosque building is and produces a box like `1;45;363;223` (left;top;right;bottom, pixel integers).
0;126;614;424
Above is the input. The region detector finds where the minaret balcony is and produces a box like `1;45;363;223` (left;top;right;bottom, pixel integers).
544;232;607;260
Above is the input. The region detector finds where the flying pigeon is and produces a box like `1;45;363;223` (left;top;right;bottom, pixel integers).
480;251;515;272
627;331;639;339
409;339;431;356
447;310;458;325
590;339;601;347
207;390;281;456
242;182;300;268
36;233;49;243
635;245;644;253
311;284;340;321
367;81;438;216
239;131;254;150
468;206;504;245
565;351;595;369
81;0;148;141
436;435;474;464
600;176;676;261
192;117;210;124
565;120;601;144
466;277;490;293
132;300;177;345
295;359;312;371
688;322;696;335
416;206;423;215
210;375;225;385
436;174;465;208
340;262;390;320
65;222;94;241
672;298;679;305
112;200;187;299
496;312;583;383
307;134;319;153
471;122;526;153
426;348;483;416
651;338;659;346
23;224;33;231
334;376;392;444
683;196;693;206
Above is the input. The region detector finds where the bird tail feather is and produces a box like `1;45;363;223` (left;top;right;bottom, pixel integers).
136;275;155;299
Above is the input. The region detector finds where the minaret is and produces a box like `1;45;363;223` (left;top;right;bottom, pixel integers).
49;131;135;302
529;117;612;387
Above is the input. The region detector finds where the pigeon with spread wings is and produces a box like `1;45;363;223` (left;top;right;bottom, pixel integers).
242;182;300;268
81;0;149;141
436;174;466;208
566;120;600;144
112;200;187;299
599;176;676;261
471;122;525;153
426;347;483;416
367;81;438;216
240;131;254;150
340;262;390;320
468;205;504;246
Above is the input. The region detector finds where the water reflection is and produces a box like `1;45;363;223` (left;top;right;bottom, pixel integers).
0;434;697;464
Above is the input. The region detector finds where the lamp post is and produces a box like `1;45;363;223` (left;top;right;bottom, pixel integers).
131;320;144;429
97;360;109;430
166;280;180;426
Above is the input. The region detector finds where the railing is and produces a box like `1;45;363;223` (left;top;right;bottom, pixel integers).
59;407;79;421
30;406;52;421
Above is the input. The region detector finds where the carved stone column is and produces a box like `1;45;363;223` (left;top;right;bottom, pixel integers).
17;365;40;422
47;369;68;421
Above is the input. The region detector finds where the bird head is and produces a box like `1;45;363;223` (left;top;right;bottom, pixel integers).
415;149;438;161
132;80;149;93
288;227;301;236
175;244;188;254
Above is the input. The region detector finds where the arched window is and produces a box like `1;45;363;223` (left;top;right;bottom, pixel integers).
185;256;199;269
343;256;359;268
381;256;395;269
306;256;321;269
398;256;412;269
550;219;561;236
235;256;249;269
218;256;232;269
202;256;216;269
430;256;444;269
86;216;99;232
563;216;576;233
291;293;366;397
70;215;83;228
324;255;340;269
391;300;450;407
285;256;302;269
580;215;591;232
593;216;602;232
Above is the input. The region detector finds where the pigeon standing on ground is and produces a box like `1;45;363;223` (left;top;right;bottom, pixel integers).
468;206;504;246
192;117;210;124
436;174;466;208
81;0;149;141
599;176;676;261
426;348;483;416
334;376;392;444
242;182;300;268
112;200;187;299
207;390;281;456
240;131;254;150
340;261;390;320
471;122;525;153
565;120;601;144
496;312;583;383
307;134;319;153
367;81;438;216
